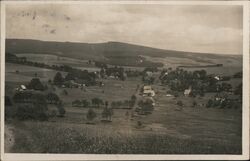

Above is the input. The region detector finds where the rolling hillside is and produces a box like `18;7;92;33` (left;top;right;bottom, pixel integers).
6;39;242;67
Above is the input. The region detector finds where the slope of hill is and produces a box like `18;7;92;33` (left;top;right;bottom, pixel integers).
6;39;242;67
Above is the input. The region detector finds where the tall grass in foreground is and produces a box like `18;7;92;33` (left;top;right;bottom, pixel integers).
11;122;241;154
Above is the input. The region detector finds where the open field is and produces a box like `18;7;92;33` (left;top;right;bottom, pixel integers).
16;54;92;68
5;63;67;82
6;94;242;154
142;55;242;76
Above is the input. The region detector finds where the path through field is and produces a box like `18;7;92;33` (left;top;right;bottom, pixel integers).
5;124;15;153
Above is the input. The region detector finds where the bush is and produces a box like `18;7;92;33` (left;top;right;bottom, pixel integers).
57;101;65;117
206;99;213;108
86;109;97;122
138;99;154;114
137;121;142;127
5;96;12;106
192;101;197;107
177;100;183;106
72;100;82;107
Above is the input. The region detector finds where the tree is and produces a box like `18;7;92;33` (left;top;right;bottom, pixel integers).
91;98;104;107
27;78;44;90
100;68;105;78
86;108;97;123
62;89;68;95
82;99;89;107
206;99;213;108
57;101;65;117
102;107;113;121
47;92;60;104
65;72;75;81
192;100;197;107
125;111;129;119
105;101;109;108
129;95;137;107
53;72;64;86
131;95;137;101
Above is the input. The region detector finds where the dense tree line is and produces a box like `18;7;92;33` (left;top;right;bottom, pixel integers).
159;68;238;95
100;66;126;81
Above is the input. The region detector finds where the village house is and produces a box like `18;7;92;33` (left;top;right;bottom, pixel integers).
15;85;27;92
214;75;221;81
184;86;192;96
142;85;155;97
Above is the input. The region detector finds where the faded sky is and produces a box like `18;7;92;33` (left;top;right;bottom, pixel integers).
6;4;243;55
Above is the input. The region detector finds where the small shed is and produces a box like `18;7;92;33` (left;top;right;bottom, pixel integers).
184;87;192;96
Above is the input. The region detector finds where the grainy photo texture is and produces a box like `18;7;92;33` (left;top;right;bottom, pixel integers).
3;2;244;155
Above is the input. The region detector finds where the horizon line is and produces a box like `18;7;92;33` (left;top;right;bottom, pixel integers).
5;37;242;56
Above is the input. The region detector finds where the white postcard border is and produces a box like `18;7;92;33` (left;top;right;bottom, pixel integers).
0;1;249;160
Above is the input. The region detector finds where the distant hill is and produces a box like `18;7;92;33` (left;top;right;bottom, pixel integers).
6;39;242;67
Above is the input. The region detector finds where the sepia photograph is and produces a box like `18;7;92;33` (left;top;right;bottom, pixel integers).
0;0;249;160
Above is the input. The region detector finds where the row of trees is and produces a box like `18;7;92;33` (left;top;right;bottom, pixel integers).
86;107;114;123
72;98;105;108
53;70;96;87
72;95;137;109
206;98;241;109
